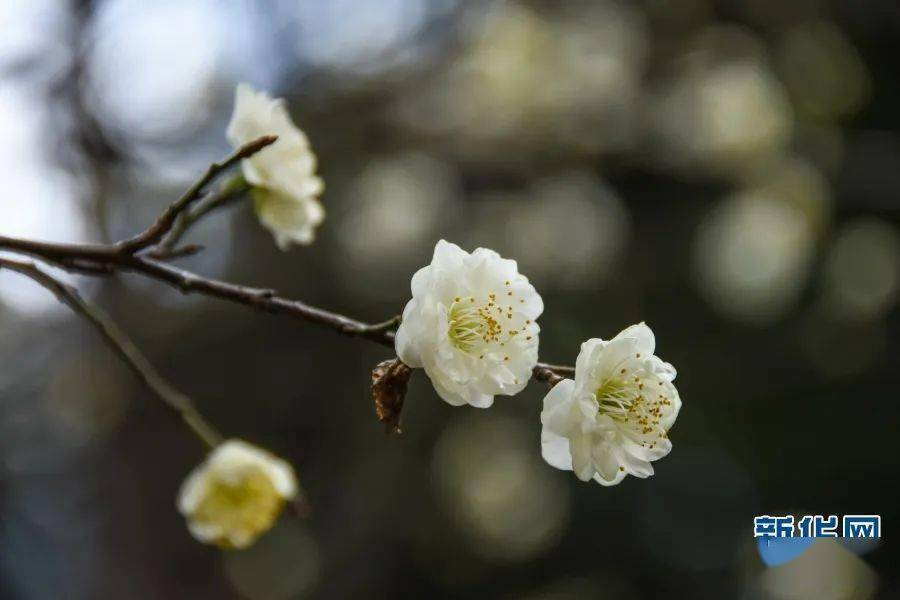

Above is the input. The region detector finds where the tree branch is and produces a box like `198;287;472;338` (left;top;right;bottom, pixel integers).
0;134;574;391
0;257;223;449
0;238;572;378
0;243;571;379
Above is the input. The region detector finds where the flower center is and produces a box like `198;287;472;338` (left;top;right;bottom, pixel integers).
447;290;533;359
195;467;283;545
595;367;673;446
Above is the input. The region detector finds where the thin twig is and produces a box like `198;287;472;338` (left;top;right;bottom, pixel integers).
355;315;402;335
115;136;277;253
151;176;250;259
0;257;223;449
0;140;271;266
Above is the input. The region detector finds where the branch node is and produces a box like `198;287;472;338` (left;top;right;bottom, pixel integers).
114;135;277;255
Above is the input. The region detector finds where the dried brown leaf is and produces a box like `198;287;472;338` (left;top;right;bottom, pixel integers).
371;358;412;435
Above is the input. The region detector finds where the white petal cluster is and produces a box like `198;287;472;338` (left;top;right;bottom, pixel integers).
227;83;324;250
178;439;297;549
395;240;543;408
540;323;681;485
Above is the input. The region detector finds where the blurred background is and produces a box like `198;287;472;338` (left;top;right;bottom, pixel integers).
1;0;898;598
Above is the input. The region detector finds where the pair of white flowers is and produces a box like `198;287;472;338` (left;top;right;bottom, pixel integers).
396;240;683;486
176;243;682;549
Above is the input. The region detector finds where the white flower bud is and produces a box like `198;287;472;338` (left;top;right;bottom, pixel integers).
227;83;324;249
178;439;298;549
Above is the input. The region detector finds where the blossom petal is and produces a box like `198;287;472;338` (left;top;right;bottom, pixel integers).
540;378;576;435
254;190;324;249
430;373;493;408
660;386;682;431
409;264;433;298
621;433;672;462
177;468;206;514
649;356;677;382
260;458;298;499
612;321;656;356
395;301;423;368
621;454;655;479
570;433;596;481
432;239;468;273
575;338;605;387
541;430;573;471
592;444;626;485
512;279;544;320
593;469;628;486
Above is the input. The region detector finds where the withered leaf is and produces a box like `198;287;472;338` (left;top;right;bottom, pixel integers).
370;358;412;435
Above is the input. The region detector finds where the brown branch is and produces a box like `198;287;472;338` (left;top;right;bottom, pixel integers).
0;133;574;384
0;257;223;449
131;256;402;344
150;244;205;260
534;363;575;378
0;238;571;378
0;235;571;377
532;366;566;387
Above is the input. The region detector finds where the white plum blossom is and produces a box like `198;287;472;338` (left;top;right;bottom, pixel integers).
226;83;324;250
540;323;681;485
178;439;298;549
395;240;543;408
